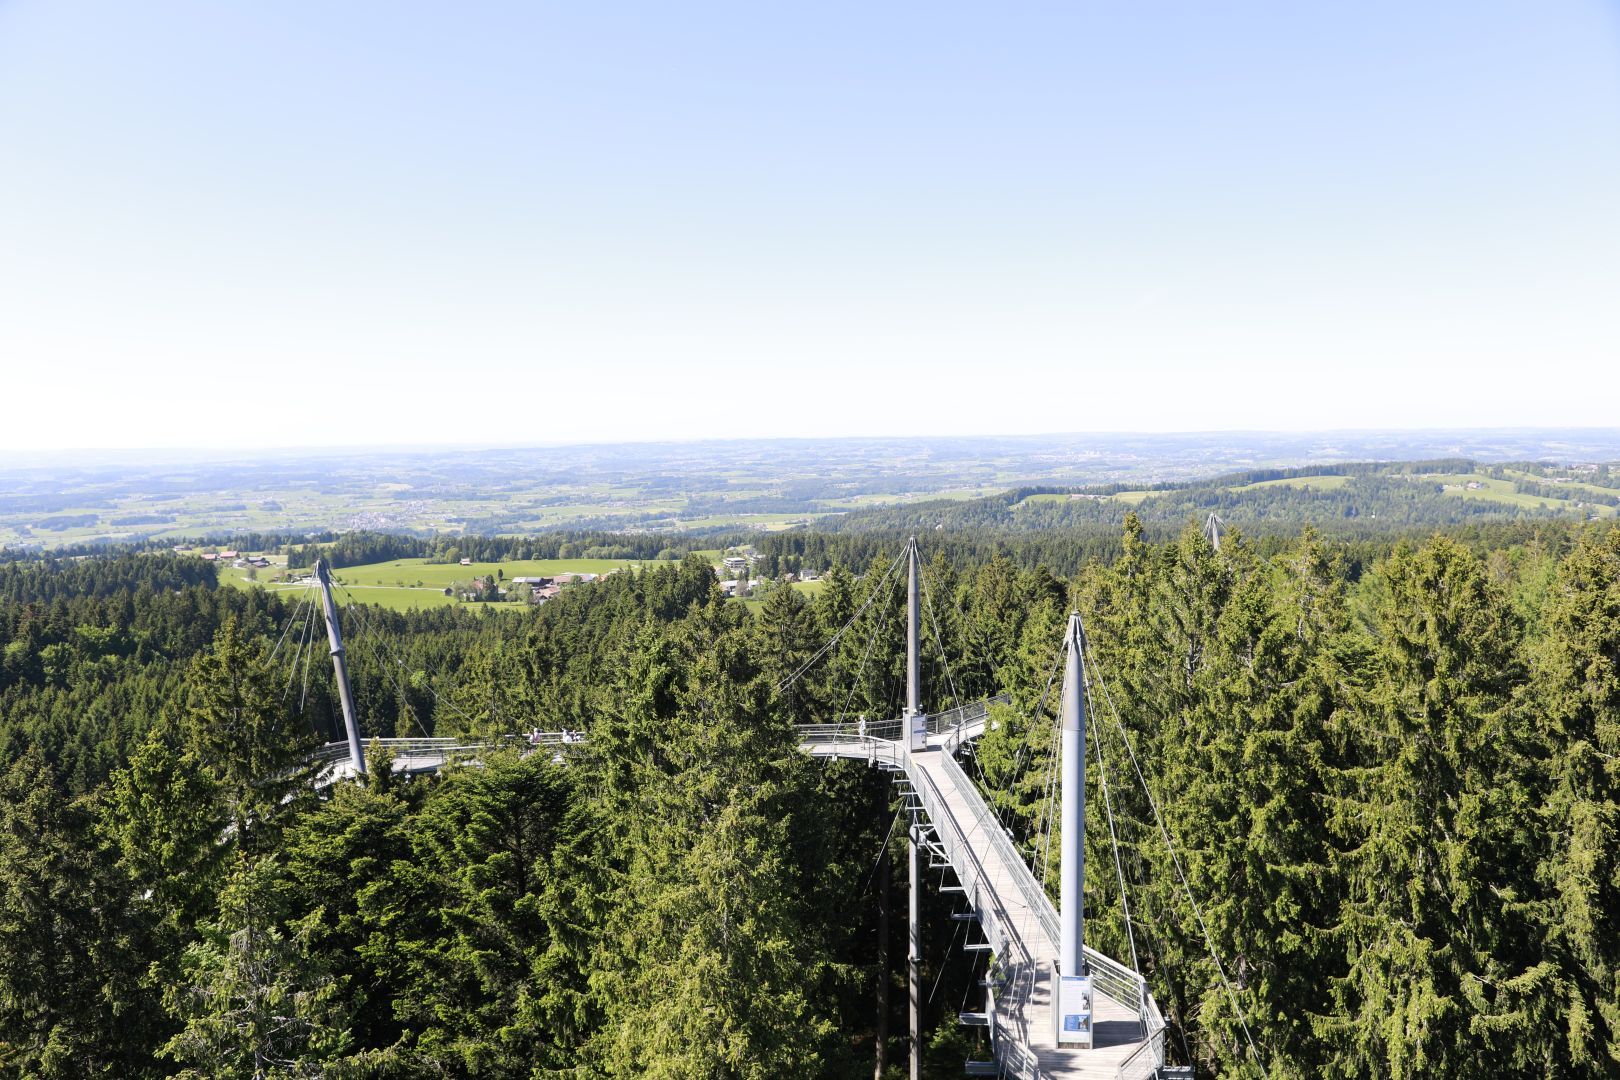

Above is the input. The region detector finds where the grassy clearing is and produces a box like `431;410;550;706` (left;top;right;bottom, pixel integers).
215;555;679;611
1500;469;1620;501
1110;491;1151;505
1427;474;1612;517
739;578;826;615
260;581;465;612
329;557;648;591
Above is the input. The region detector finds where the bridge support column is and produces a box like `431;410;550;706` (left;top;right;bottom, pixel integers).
875;846;889;1080
315;559;366;776
905;536;925;753
1060;612;1087;975
909;820;922;1080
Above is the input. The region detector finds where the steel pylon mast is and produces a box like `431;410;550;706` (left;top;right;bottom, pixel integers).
314;558;366;776
904;535;923;1080
1059;612;1088;977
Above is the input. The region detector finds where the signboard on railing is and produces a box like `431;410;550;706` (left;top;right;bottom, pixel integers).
911;711;927;751
1056;974;1093;1047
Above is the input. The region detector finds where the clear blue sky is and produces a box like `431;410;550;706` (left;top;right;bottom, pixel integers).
2;2;1618;449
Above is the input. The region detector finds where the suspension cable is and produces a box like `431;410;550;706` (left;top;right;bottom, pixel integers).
917;564;963;715
836;558;904;725
1036;706;1063;888
1083;651;1139;975
298;594;317;712
284;589;317;701
993;642;1064;836
267;586;311;666
776;548;906;694
1084;638;1261;1064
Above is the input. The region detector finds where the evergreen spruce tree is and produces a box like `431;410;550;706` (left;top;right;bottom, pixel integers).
0;750;156;1077
1321;537;1558;1079
1533;527;1620;1072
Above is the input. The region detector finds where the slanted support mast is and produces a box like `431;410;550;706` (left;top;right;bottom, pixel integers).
314;558;366;776
1060;612;1087;976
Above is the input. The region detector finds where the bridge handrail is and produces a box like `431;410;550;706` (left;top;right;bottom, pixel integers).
1113;993;1167;1080
943;711;1154;1032
907;748;1040;1080
926;693;1010;736
795;720;904;743
937;747;1062;949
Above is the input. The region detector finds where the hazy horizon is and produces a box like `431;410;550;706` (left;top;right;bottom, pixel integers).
4;2;1618;450
5;425;1620;471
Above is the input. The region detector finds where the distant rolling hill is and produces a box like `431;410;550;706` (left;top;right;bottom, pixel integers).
823;460;1620;536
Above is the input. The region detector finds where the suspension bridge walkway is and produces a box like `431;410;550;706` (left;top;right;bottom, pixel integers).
316;698;1167;1079
298;546;1180;1080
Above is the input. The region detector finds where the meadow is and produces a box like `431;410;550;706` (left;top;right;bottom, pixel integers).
216;552;774;612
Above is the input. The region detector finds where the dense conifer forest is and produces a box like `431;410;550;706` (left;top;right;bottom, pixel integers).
1;517;1618;1077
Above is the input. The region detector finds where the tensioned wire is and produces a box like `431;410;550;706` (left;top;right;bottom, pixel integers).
1083;634;1261;1065
776;547;907;695
1080;629;1140;976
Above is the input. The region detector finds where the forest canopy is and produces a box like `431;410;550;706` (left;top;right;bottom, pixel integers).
0;517;1617;1076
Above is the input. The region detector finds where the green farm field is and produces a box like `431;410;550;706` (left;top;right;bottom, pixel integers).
1427;474;1617;517
740;577;825;615
331;557;652;589
217;556;680;611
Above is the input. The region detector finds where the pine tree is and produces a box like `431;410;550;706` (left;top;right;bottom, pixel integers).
584;617;837;1077
180;617;316;857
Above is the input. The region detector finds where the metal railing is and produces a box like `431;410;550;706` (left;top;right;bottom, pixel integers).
926;693;1010;736
311;733;577;781
908;742;1040;1080
795;719;903;744
792;694;1008;749
940;710;1162;1071
938;748;1062;948
799;731;905;768
1113;993;1167;1080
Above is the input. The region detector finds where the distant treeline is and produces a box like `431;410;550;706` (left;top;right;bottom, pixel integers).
826;459;1614;536
752;517;1598;581
2;530;728;570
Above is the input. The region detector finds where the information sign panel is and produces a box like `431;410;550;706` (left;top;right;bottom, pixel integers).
1056;974;1093;1047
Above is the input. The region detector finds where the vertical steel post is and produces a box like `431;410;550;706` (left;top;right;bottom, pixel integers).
905;537;923;751
875;847;889;1080
1060;612;1086;976
315;559;366;776
908;819;922;1080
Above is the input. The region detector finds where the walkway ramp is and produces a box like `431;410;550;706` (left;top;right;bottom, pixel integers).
804;701;1168;1080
